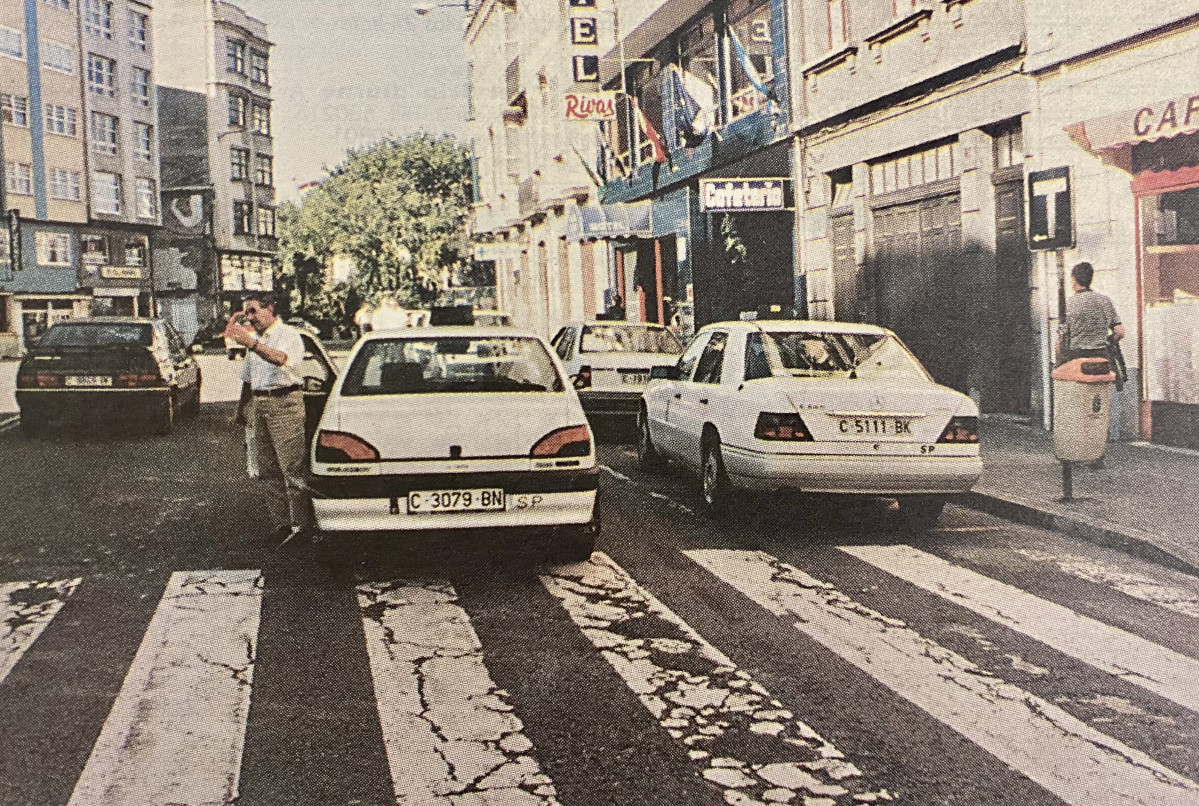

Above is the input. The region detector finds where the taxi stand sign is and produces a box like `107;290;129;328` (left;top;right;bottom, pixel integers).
1028;167;1074;251
700;179;793;212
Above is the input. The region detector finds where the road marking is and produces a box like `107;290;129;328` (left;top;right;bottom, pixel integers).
599;465;695;515
1012;547;1199;620
0;578;81;686
542;554;889;805
358;580;559;806
842;544;1199;714
689;549;1199;806
69;571;263;806
0;414;18;434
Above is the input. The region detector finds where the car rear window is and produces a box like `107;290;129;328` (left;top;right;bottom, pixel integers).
580;325;682;355
39;322;153;348
756;331;929;382
341;336;565;396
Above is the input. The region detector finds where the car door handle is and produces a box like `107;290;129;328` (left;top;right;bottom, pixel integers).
699;398;709;405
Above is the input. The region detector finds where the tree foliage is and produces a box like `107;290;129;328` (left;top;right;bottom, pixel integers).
278;134;472;323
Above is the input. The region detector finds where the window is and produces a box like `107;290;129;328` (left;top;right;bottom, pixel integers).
42;41;74;73
828;0;848;50
675;11;719;144
870;140;962;194
893;0;918;15
128;10;148;50
81;234;108;264
41;0;71;9
227;39;246;74
251;103;270;135
45;104;78;136
829;168;853;207
134;122;153;160
250;50;269;84
233;201;251;234
93;171;123;214
125;240;146;267
228;93;246;126
83;0;113;37
90;112;118;155
6;162;32;195
2;94;28;126
49;168;82;201
693;332;728;384
135;178;157;219
87;54;116;96
37;233;72;266
230;147;249;180
993;122;1024;169
728;0;774;121
256;207;276;237
0;27;24;60
255;154;273;185
130;67;150;107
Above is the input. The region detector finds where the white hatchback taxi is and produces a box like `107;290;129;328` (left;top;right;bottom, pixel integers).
638;320;982;529
551;321;684;417
309;327;599;558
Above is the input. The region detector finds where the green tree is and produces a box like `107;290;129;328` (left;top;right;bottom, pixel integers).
280;134;472;312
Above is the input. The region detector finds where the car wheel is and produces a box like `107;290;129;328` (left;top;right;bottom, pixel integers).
154;393;175;435
184;377;202;418
555;523;597;563
701;433;735;519
898;495;947;532
637;408;666;473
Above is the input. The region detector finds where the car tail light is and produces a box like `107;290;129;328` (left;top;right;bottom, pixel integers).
117;372;162;388
531;424;591;457
937;416;979;444
754;412;814;441
34;373;63;389
16;371;36;388
572;365;592;390
315;430;381;462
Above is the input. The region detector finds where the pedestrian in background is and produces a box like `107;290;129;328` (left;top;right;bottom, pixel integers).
372;297;407;330
1056;262;1125;365
606;294;626;321
226;291;314;547
353;303;374;338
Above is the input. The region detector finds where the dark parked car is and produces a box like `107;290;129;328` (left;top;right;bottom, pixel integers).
16;317;202;436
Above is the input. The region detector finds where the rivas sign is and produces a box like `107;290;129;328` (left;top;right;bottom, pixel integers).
565;92;617;121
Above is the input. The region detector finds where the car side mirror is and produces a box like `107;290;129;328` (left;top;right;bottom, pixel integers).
651;365;680;381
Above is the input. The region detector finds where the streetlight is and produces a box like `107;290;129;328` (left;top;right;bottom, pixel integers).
412;1;470;15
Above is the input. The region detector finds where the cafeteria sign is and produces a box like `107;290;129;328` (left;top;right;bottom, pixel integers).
565;91;617;121
700;179;792;212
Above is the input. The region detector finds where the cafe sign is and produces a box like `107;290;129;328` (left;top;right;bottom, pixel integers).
1066;92;1199;152
700;179;792;212
565;91;617;121
100;266;142;280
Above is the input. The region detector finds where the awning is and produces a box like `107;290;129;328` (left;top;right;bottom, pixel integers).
1067;92;1199;153
566;203;652;242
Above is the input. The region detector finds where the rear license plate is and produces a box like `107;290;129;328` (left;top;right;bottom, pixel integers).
65;375;112;387
407;488;505;514
620;371;650;386
838;417;912;437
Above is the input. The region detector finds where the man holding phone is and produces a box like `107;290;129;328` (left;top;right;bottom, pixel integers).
225;292;313;546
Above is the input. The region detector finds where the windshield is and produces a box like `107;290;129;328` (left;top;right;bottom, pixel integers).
752;331;930;382
39;322;153;348
341;336;565;395
580;325;683;355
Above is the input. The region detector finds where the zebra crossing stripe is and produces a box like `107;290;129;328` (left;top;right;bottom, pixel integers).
541;554;891;806
688;549;1199;806
0;579;81;687
68;571;263;806
841;544;1199;714
357;580;559;806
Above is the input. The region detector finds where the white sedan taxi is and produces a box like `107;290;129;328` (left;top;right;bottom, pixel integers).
638;320;982;529
309;327;599;558
551;321;684;417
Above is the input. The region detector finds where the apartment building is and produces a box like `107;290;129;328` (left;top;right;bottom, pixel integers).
0;0;155;356
154;0;276;340
466;0;620;337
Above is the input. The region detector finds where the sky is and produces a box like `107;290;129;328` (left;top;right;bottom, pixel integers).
234;0;470;200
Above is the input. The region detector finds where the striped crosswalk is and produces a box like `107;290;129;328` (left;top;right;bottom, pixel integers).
1;540;1198;806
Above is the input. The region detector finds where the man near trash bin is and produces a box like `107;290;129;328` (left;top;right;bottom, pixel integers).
1056;262;1125;364
226;292;314;547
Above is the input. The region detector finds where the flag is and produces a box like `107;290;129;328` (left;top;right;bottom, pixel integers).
729;27;777;105
572;145;603;188
594;124;610;183
633;98;668;164
671;67;711;148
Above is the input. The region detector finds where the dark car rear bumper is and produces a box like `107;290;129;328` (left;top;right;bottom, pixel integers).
578;390;641;415
17;388;171;423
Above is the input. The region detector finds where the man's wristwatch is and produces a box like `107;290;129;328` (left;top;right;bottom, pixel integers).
250;338;260;353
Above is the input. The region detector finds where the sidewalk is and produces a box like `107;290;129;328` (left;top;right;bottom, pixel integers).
970;417;1199;576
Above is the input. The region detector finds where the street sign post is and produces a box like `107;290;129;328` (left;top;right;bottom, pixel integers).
7;209;20;273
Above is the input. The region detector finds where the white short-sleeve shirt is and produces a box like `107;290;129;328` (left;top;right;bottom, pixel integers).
240;318;305;391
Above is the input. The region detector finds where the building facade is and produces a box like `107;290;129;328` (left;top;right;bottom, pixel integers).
153;0;275;341
0;0;159;357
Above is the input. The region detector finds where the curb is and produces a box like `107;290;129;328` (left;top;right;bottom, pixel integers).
963;490;1199;579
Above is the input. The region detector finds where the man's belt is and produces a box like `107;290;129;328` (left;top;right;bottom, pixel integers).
253;385;302;397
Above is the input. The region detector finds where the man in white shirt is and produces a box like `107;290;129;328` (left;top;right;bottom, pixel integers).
225;292;313;546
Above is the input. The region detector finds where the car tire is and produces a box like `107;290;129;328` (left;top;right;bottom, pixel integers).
898;495;947;532
555;523;597;563
701;433;735;520
637;408;666;473
154;393;175;435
